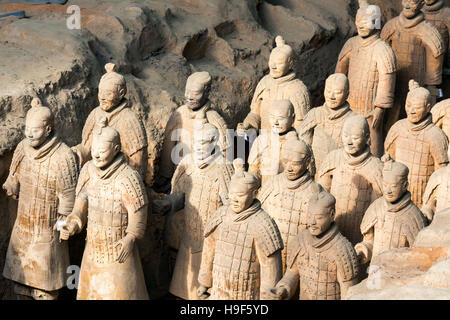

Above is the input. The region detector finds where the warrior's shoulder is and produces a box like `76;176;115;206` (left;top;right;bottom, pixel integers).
417;20;445;57
204;206;228;237
332;232;360;280
381;18;398;39
373;38;397;73
250;207;284;257
117;164;148;208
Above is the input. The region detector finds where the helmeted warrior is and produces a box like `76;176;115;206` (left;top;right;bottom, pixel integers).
336;0;396;157
165;114;233;300
385;80;449;208
2;98;78;300
60;118;149;300
238;36;311;135
381;0;445;131
72;63;148;181
299;74;356;175
258;138;322;272
319;115;383;245
422;145;450;222
197;159;283;300
248;99;315;186
355;155;426;265
158;71;229;190
268;191;360;300
422;0;450;68
431;98;450;138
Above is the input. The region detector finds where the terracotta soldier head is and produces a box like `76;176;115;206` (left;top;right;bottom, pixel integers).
185;71;212;111
228;159;260;214
405;80;432;124
324;74;349;110
25;98;54;148
269;36;295;79
381;154;409;203
356;0;382;37
341;115;371;157
402;0;425;18
269;100;295;134
98;63;127;111
192;111;220;167
91;117;121;169
281;138;311;181
307;191;336;237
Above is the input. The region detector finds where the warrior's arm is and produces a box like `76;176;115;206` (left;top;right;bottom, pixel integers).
335;39;352;75
318;169;333;193
425;45;444;86
159;112;181;179
298;109;317;146
337;274;359;299
355;228;374;265
374;72;396;109
258;247;283;299
65;195;89;234
429;133;449;171
198;229;217;288
242;80;265;130
128;148;148;180
126;206;148;240
274;261;299;300
2;142;24;198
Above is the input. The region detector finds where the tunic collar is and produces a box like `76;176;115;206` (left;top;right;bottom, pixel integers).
188;101;211;119
24;132;60;161
343;146;371;167
312;222;339;249
93;152;125;180
423;0;444;13
272;72;296;85
408;114;433;132
360;32;380;47
282;170;312;190
229;199;262;223
98;99;128;122
399;12;425;29
386;191;413;213
325;102;351;120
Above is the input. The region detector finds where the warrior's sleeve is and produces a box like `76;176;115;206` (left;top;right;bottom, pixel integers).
247;136;263;181
206;110;230;154
369;157;384;200
335;37;354;75
3;140;25;197
167;157;188;212
290;81;312;132
242;78;267;130
318;149;340;192
159;109;182;179
56;145;79;216
356;201;379;262
74;108;96;167
276;233;303;298
403;209;426;246
428;127;449;170
374;42;397;109
336;236;360;298
257;243;283;299
218;163;234;205
258;175;276;205
380;19;396;45
421;21;445;86
198;207;226;287
120;168;149;239
422;167;444;214
384;122;401;159
298;108;318;146
67;163;91;231
431;99;449;131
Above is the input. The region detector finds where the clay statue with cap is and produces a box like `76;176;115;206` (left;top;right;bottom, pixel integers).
422;144;450;222
431;98;450;139
158;71;229;191
299;74;356;176
2;98;78;300
267;191;359;300
197;159;283;300
238;36;311;135
248;99;315;186
163;116;233;300
355;155;426;265
385;80;448;208
381;0;445;132
336;0;396;157
319;115;383;246
72;63;149;181
60;118;149;300
258;138;323;273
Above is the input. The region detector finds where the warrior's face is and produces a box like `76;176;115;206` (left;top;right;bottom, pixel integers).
342;123;368;156
98;81;124;112
25;116;52;148
192;128;218;164
269;51;291;79
282;157;308;181
307;206;334;237
382;173;408;203
356;14;375;38
91;137;120;169
405;95;430;124
402;0;424;18
269;106;293;135
324;77;348;109
228;182;256;214
185;80;208;111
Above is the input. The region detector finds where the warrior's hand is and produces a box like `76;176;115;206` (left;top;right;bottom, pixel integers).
236;122;248;137
355;243;370;265
372;107;384;129
59;220;78;241
197;285;210;300
115;234;135;263
266;286;287;300
2;180;19;200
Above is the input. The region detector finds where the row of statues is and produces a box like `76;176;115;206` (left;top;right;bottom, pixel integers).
1;0;449;300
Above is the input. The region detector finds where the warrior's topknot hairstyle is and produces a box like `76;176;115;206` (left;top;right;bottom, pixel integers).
26;98;54;128
99;63;127;95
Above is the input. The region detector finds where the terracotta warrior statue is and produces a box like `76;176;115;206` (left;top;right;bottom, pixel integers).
2;98;78;300
268;191;359;300
381;0;445;132
158;71;229;190
197;159;283;300
422;145;450;222
258;138;322;272
238;36;311;135
165;116;233;300
319;115;383;245
355;155;426;265
422;0;450;68
60;118;149;300
336;0;396;157
248;99;314;185
431;98;450;138
72;63;148;181
385;80;448;208
299;73;356;175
